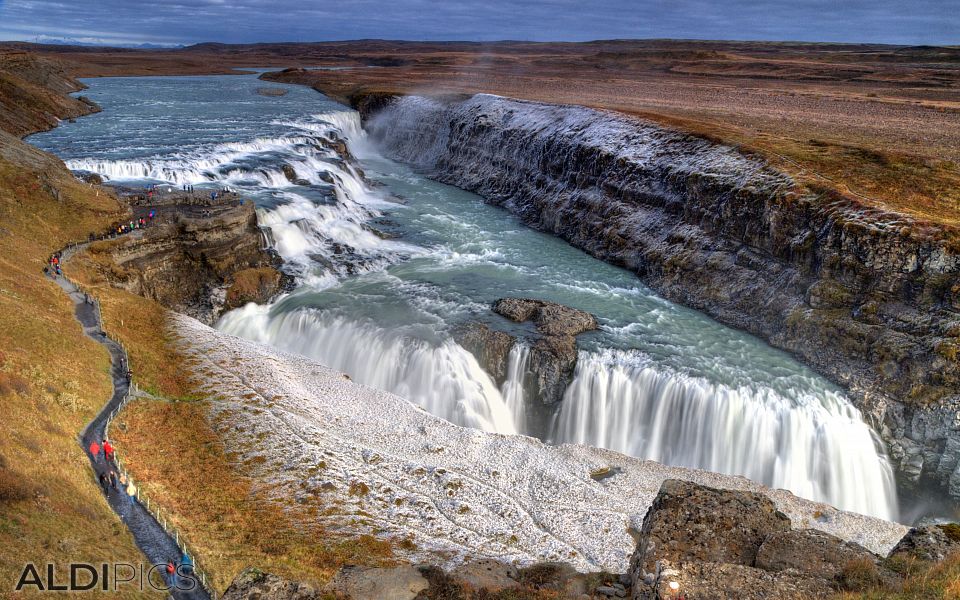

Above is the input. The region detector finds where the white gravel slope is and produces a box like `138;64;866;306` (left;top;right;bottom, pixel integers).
175;314;907;572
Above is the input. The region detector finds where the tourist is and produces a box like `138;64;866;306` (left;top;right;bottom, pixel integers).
98;472;110;494
125;479;137;504
166;560;177;589
109;470;118;491
103;439;114;462
88;440;101;462
179;552;193;575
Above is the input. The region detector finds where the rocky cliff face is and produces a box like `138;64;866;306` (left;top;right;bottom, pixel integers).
86;201;283;323
361;93;960;501
457;298;598;435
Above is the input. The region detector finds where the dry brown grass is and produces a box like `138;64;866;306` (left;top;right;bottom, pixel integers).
836;552;960;599
110;400;396;593
225;266;281;309
250;41;960;230
67;248;195;399
0;139;150;596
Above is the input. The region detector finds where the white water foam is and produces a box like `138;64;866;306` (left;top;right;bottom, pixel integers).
218;306;518;434
550;348;898;519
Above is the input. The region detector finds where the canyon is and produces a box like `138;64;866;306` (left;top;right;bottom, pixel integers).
3;40;959;599
338;90;960;504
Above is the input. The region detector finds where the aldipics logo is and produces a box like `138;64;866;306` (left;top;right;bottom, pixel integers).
14;563;199;592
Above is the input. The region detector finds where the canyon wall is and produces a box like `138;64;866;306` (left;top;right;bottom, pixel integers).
360;93;960;500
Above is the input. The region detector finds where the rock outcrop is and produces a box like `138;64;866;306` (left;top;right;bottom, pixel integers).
0;50;101;138
323;565;428;599
457;298;598;411
361;92;960;501
629;480;898;599
888;523;960;562
491;298;598;405
82;200;284;323
457;322;516;384
222;568;320;600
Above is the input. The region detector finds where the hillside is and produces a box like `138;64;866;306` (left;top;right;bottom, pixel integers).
0;51;150;595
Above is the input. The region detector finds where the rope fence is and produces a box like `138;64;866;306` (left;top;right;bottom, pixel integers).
59;241;219;599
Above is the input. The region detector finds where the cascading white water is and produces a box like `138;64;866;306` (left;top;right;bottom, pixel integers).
551;349;898;519
218;304;518;434
501;344;530;432
69;111;419;281
36;75;900;522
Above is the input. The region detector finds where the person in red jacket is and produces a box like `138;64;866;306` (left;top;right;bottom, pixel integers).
89;440;101;462
166;560;177;589
102;439;114;462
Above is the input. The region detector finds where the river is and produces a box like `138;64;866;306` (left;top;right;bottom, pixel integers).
30;73;898;520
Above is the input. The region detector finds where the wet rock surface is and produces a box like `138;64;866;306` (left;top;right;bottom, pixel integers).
456;322;516;384
492;297;598;405
492;298;598;337
366;93;960;501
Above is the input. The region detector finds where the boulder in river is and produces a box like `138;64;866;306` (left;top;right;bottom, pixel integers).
492;297;598;336
492;297;598;405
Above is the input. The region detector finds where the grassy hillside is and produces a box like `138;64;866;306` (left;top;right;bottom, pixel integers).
0;123;151;595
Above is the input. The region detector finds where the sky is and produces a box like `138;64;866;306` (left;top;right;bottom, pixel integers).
0;0;956;47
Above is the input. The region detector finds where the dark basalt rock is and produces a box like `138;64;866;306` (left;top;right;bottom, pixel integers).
492;297;598;336
456;322;516;384
492;297;598;405
365;93;960;501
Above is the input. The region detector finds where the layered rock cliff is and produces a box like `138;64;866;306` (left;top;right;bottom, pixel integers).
359;93;960;500
83;201;283;323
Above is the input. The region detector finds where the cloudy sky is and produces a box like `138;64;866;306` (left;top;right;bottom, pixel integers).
0;0;956;46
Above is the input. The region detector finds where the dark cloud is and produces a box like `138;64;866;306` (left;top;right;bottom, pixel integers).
0;0;956;46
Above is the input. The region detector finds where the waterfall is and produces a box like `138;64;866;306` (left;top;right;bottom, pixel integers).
218;305;518;435
551;349;898;519
69;110;419;279
58;83;898;521
500;344;530;432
